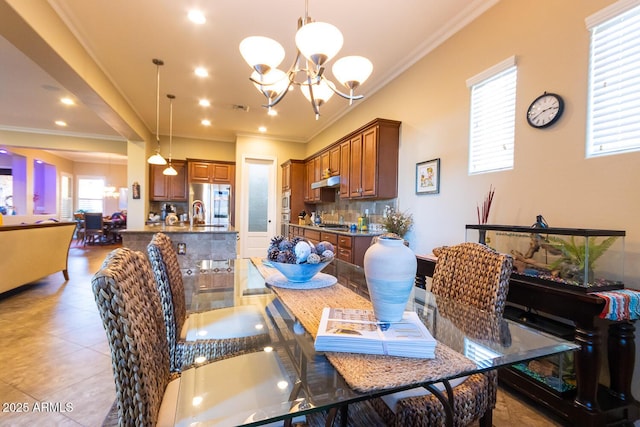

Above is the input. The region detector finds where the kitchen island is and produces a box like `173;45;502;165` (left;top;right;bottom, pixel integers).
120;223;237;274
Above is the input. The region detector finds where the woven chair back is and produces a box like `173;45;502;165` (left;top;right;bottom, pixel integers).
92;247;171;427
147;232;187;372
431;242;513;317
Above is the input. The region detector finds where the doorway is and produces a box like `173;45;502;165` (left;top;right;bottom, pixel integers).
240;156;277;258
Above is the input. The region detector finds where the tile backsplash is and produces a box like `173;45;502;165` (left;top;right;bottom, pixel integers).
306;198;397;228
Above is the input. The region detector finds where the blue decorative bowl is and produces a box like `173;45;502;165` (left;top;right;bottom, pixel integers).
270;260;331;283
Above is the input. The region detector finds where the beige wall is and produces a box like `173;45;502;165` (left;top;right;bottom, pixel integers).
308;0;640;395
311;0;640;283
0;145;128;224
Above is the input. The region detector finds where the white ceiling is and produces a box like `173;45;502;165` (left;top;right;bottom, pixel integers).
0;0;497;162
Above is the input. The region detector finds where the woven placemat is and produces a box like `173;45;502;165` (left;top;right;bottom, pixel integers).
250;258;477;393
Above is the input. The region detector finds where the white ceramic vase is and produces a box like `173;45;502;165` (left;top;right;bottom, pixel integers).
363;235;417;322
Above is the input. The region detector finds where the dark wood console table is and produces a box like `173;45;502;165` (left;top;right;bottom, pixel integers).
416;255;639;426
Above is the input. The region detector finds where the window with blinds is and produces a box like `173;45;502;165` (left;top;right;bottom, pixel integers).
78;178;105;213
587;1;640;157
467;58;517;174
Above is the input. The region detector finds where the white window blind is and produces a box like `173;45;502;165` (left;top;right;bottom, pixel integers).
468;62;517;174
587;2;640;157
78;178;105;213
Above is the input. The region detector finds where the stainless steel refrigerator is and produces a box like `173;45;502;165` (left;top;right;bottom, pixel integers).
189;183;232;226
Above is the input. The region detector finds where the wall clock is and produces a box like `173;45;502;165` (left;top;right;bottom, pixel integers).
526;92;564;128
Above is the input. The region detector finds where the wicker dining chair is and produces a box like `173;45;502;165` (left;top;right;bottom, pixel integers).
371;242;513;427
147;232;270;372
92;248;179;427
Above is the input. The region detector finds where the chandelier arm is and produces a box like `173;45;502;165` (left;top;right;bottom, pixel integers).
322;75;365;101
306;74;321;117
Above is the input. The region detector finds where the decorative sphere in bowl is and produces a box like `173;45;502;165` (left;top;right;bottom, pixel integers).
270;260;331;283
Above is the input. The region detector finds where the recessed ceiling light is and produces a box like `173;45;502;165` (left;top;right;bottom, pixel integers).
188;10;206;25
195;67;208;78
199;99;211;107
55;120;67;127
60;97;74;105
258;126;267;132
201;119;211;126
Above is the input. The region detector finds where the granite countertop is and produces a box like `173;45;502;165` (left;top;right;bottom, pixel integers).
121;223;238;234
291;223;383;237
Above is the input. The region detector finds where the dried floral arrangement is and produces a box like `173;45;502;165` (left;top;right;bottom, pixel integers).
477;185;495;224
381;209;414;237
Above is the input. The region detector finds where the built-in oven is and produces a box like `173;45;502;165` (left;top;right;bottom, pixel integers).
281;210;290;236
282;190;291;211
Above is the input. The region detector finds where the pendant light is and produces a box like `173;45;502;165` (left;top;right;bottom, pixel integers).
147;58;167;165
163;94;177;176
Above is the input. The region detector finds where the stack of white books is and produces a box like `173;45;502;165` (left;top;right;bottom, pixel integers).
314;307;436;358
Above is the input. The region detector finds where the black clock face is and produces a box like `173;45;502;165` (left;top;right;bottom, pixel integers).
527;93;564;128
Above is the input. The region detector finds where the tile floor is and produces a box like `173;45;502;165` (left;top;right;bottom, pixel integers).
0;243;564;426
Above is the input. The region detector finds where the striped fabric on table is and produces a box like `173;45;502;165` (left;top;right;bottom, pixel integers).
591;289;640;321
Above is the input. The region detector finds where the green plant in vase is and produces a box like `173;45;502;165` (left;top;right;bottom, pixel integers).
547;235;618;284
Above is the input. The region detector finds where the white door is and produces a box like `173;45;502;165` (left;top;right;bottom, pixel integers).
241;156;277;258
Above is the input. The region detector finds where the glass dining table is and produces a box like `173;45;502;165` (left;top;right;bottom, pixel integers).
175;258;578;427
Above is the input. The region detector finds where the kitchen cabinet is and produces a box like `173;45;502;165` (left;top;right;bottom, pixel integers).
337;235;353;263
303;157;334;204
339;139;350;198
149;160;187;201
329;145;341;176
304;228;321;246
318;146;340;177
188;160;234;184
342;118;401;200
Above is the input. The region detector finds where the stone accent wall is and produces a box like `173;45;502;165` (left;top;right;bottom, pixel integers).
122;231;237;274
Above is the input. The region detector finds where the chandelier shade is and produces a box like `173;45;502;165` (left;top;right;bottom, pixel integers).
295;22;343;68
300;78;334;105
332;56;373;90
239;36;286;73
251;69;289;100
239;0;372;119
147;153;167;165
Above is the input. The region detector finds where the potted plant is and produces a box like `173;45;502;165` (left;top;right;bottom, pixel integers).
381;209;413;238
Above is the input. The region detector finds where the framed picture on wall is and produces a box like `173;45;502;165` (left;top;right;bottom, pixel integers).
416;158;440;194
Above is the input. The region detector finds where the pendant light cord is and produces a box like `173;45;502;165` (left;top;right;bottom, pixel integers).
153;59;164;149
167;94;175;163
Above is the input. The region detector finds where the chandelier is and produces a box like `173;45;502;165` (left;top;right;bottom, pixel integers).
147;58;167;165
239;0;373;119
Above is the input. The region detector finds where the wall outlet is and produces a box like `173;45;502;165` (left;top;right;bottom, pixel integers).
177;243;186;255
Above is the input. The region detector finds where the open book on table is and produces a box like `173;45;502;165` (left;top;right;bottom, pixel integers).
314;307;436;358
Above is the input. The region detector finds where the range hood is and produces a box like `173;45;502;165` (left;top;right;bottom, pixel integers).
311;175;341;189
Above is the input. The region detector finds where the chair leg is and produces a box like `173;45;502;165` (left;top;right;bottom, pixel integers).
479;409;493;427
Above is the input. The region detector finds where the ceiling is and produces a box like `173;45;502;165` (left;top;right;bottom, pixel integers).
0;0;496;163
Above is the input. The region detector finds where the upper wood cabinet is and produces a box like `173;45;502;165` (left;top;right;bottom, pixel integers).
339;139;350;198
149;160;188;201
188;160;235;184
342;119;400;200
304;158;319;202
300;118;400;202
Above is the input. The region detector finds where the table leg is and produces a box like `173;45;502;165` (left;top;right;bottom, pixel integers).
573;324;601;411
608;321;636;401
